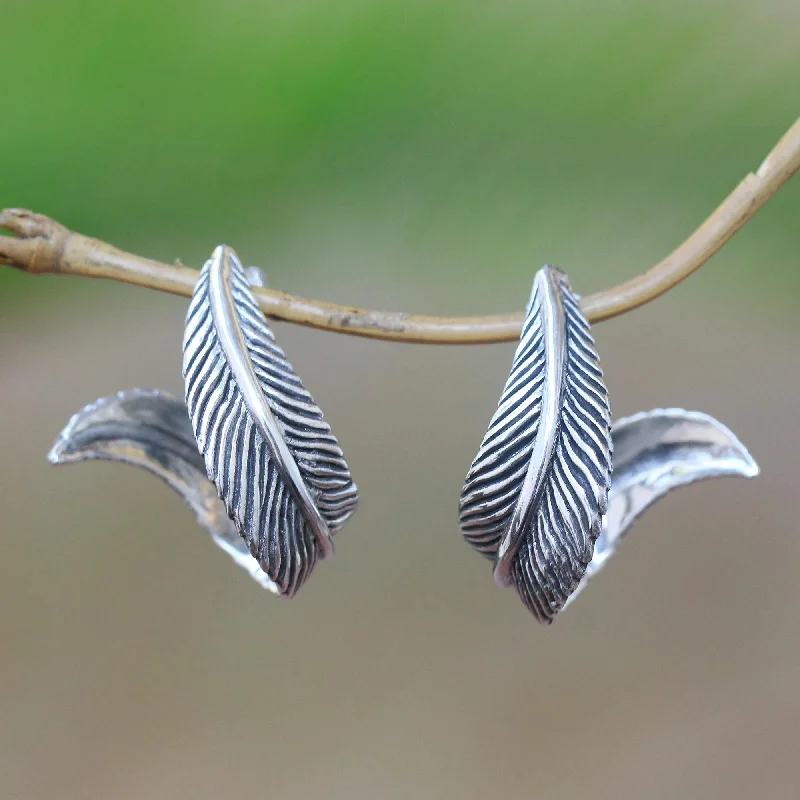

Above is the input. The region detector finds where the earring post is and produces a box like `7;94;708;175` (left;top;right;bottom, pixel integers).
2;118;798;344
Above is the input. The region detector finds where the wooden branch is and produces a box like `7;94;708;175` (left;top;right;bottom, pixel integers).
2;118;798;344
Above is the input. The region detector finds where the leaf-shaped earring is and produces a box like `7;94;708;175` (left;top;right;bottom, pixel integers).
183;246;358;597
460;266;613;623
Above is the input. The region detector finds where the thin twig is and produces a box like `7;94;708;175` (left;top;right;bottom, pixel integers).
2;118;798;344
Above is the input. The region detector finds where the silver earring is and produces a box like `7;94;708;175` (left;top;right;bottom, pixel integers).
45;258;758;615
49;246;358;598
459;266;759;624
182;245;358;597
460;266;613;623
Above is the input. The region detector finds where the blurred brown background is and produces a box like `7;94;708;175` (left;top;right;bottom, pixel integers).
1;1;799;798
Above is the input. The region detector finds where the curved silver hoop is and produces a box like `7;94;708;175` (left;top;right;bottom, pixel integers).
459;267;758;624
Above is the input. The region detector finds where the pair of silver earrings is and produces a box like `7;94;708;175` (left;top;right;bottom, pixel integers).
49;246;759;623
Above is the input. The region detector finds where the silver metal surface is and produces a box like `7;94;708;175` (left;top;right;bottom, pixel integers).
48;389;279;593
183;246;358;597
565;408;760;607
48;393;759;618
207;247;333;557
494;267;567;587
244;266;267;288
460;266;613;623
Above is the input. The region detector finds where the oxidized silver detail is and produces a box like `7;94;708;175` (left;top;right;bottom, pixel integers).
49;393;759;616
183;246;358;597
565;408;760;607
48;389;279;593
460;266;613;623
207;246;333;557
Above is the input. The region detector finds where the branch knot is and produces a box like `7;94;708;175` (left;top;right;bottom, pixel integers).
0;209;71;274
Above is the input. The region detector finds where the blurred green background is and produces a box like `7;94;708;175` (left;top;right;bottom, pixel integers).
1;1;799;798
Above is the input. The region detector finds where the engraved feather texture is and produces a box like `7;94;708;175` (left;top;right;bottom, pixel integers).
183;246;358;597
459;266;612;623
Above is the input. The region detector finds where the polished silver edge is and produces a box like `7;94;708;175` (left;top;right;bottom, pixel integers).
48;388;281;595
208;246;334;559
494;267;567;586
564;407;760;609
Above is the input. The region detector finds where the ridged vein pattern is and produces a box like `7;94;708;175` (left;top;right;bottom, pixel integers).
183;248;358;597
459;267;612;623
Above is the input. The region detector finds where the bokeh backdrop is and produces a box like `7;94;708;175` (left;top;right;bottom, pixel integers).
1;2;799;798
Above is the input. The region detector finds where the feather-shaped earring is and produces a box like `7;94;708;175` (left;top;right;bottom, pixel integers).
460;266;613;623
43;255;759;618
183;245;358;597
